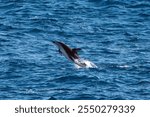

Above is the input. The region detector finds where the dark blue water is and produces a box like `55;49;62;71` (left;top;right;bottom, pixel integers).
0;0;150;100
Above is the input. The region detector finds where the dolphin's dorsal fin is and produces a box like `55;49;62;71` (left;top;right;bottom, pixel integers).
72;48;81;54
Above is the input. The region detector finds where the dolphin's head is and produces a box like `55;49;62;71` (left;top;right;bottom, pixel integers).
52;41;58;44
52;41;61;47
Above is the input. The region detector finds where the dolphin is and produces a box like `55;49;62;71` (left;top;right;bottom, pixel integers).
52;41;86;67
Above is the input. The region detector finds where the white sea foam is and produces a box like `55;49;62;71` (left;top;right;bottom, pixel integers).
74;58;97;69
119;65;129;68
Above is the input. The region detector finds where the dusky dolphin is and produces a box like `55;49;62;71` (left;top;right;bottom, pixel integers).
52;41;86;67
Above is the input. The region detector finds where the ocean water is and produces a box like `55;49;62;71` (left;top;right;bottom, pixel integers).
0;0;150;100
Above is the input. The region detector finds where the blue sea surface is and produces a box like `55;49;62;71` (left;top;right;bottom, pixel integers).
0;0;150;100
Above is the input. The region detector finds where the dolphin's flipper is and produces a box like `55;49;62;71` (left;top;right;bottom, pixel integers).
72;48;81;54
58;49;62;55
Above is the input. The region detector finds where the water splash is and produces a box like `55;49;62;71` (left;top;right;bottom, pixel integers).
74;58;98;69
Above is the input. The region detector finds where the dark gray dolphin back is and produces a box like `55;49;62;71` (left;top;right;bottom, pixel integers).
52;41;80;61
